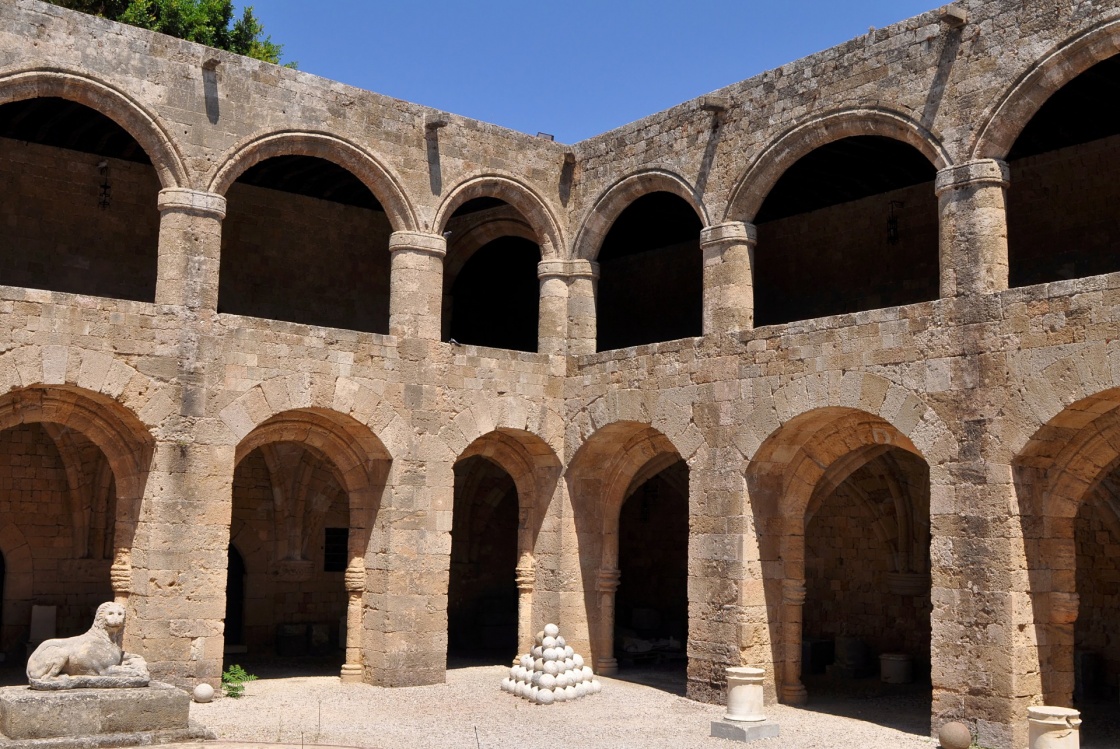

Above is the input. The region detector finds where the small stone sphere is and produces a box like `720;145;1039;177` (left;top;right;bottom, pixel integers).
556;635;566;648
531;671;542;687
553;685;568;702
514;681;525;698
537;688;555;706
521;655;532;669
563;658;575;671
192;683;214;703
575;681;588;698
563;645;574;659
543;647;559;661
544;623;560;638
590;679;602;695
531;646;543;659
536;630;546;645
531;685;539;701
509;666;519;680
583;666;594;681
555;672;569;689
938;722;972;749
573;654;584;669
564;685;577;701
539;673;556;690
542;635;558;649
543;661;559;676
534;658;545;671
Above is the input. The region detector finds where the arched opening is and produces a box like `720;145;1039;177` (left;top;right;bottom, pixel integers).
1015;390;1120;739
447;455;519;664
224;545;246;651
0;97;160;301
228;443;350;674
753;136;938;326
218;155;393;332
747;407;933;735
595;192;702;351
615;459;689;693
442;198;541;352
1006;55;1120;286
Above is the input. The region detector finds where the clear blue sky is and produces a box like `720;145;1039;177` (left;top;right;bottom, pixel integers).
243;1;940;143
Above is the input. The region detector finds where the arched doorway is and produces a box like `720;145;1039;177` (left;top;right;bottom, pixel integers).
0;96;161;301
595;192;703;351
447;456;519;663
752;135;939;326
225;546;246;651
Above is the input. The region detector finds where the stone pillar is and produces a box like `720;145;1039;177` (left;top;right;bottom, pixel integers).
780;580;807;704
155;189;226;310
595;567;621;675
515;554;536;657
567;260;600;356
388;231;446;340
341;559;365;683
537;261;570;356
700;222;756;335
935;159;1010;298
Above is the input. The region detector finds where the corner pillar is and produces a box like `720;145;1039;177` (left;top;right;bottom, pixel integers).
156;189;226;310
700;222;756;335
341;560;365;683
515;554;536;658
935;159;1010;297
780;580;807;704
595;567;620;675
389;231;446;340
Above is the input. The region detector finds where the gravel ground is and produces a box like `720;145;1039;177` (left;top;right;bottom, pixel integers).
188;665;939;749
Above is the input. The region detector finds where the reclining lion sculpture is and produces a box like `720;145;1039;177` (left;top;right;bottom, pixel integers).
26;601;149;689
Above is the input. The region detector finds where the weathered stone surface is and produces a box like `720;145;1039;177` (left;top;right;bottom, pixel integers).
710;720;780;742
27;603;149;690
0;682;192;741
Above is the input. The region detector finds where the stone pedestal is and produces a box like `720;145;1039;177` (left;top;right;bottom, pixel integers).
710;720;780;743
725;667;766;722
1027;706;1080;749
0;682;210;747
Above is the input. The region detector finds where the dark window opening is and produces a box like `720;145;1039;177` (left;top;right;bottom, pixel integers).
0;97;159;301
1007;54;1120;287
219;155;392;333
596;192;702;351
448;456;519;664
754;136;939;327
616;460;688;692
323;527;349;573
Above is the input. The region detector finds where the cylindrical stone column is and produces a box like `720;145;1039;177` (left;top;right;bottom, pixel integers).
700;222;756;335
935;159;1010;297
156;188;227;310
515;554;536;658
725;666;767;722
537;260;570;356
1027;707;1081;749
567;260;600;356
780;580;807;704
341;559;365;683
388;231;446;340
595;567;621;675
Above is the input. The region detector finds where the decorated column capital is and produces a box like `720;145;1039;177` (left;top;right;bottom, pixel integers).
935;159;1010;195
157;188;227;220
389;230;447;258
699;221;757;249
537;259;600;280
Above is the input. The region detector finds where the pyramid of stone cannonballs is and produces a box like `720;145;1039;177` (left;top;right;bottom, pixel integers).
500;623;601;705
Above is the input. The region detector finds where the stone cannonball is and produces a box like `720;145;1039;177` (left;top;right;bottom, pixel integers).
575;681;588;698
582;666;594;681
534;658;545;671
531;685;539;701
563;658;575;671
553;685;568;702
531;671;542;687
555;672;569;689
537;687;555;705
590;679;602;695
556;635;566;648
543;661;559;676
563;645;574;659
544;623;560;638
193;683;215;703
543;647;559;661
573;654;584;669
521;655;532;669
938;722;972;749
532;646;543;659
542;636;558;649
564;685;577;701
536;630;546;645
539;673;556;690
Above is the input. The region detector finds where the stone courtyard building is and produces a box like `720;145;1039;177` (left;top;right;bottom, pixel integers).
1;0;1119;746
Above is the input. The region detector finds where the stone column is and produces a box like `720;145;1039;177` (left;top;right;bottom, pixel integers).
935;159;1010;298
537;260;570;356
341;559;365;683
780;579;807;704
700;222;756;335
515;554;536;657
567;260;600;356
155;189;226;310
595;567;621;675
388;231;446;340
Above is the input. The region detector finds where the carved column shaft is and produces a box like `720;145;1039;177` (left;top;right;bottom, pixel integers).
935;159;1010;298
595;567;621;675
780;580;807;704
340;559;365;682
515;555;536;659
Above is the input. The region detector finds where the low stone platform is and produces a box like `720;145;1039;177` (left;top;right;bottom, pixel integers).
710;720;780;743
0;682;211;748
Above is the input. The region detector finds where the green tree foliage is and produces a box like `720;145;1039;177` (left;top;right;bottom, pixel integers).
47;0;294;67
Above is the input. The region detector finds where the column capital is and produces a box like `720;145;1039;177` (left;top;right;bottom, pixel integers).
537;258;600;280
157;188;226;220
388;230;447;257
700;221;757;248
596;567;621;593
935;159;1010;195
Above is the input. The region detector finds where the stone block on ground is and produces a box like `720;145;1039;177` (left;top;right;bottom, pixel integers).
710;719;780;742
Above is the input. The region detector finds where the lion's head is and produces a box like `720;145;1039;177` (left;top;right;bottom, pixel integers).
92;602;127;645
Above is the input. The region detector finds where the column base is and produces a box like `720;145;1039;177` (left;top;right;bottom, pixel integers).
339;663;363;683
780;682;807;705
596;658;618;676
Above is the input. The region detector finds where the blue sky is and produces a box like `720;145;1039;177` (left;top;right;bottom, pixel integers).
243;1;940;143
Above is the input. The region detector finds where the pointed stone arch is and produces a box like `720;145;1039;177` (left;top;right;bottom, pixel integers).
0;68;188;189
207;130;418;232
723;107;949;223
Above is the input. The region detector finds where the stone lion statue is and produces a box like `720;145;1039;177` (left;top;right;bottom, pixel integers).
26;601;149;689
